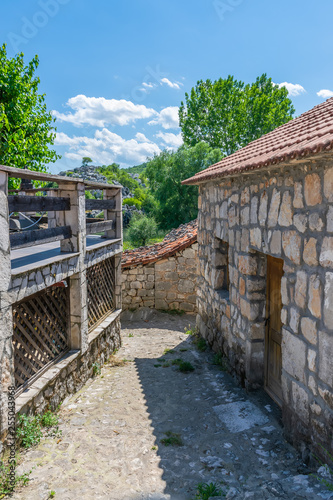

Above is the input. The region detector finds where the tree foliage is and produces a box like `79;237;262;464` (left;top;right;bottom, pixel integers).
179;74;295;155
0;44;59;178
145;142;222;230
127;213;157;247
82;157;92;166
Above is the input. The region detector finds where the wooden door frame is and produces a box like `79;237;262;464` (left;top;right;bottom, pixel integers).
264;255;284;407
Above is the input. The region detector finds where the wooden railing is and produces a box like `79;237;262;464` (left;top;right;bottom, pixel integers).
4;168;122;252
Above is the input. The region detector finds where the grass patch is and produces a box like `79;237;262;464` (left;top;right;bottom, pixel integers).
171;358;183;366
180;348;188;352
154;364;162;368
0;460;32;498
92;362;101;376
163;348;173;355
158;309;185;316
213;353;230;372
194;336;207;352
128;333;134;338
16;409;61;449
161;431;183;447
178;361;195;373
162;362;170;368
194;482;224;499
313;445;333;491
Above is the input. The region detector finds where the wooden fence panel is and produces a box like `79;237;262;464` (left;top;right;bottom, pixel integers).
87;257;115;331
12;282;70;392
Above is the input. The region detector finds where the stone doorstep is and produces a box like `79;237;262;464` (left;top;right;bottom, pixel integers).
15;308;122;414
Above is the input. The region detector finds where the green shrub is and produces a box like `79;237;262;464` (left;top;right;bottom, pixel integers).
123;197;142;209
128;214;157;247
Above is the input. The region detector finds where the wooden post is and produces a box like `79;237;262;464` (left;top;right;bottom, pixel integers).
0;171;15;452
103;188;122;240
56;182;88;352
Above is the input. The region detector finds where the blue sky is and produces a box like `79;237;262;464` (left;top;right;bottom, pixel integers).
1;0;333;173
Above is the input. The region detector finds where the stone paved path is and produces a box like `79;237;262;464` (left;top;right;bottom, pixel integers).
12;311;332;499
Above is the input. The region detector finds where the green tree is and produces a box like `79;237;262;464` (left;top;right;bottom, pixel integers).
82;157;93;166
145;142;222;230
0;44;59;180
128;214;157;247
179;74;295;155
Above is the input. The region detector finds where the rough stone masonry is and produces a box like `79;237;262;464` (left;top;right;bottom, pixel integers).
195;158;333;461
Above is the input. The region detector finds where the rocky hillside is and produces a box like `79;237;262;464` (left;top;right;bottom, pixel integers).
59;165;133;198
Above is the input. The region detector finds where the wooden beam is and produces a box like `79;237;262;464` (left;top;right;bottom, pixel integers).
10;226;72;250
86;220;115;234
85;199;116;210
8;195;70;213
0;165;121;190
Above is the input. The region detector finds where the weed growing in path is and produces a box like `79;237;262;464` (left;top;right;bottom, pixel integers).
16;408;61;449
163;348;173;355
128;333;134;338
194;481;224;499
92;362;101;376
213;353;229;372
313;446;333;491
0;460;32;498
49;490;56;498
178;361;195;373
161;431;183;447
194;337;207;352
159;309;185;316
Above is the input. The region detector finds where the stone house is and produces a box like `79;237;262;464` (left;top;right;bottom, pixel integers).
182;98;333;459
122;220;198;313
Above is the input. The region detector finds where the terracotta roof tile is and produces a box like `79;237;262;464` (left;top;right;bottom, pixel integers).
182;97;333;185
122;220;197;269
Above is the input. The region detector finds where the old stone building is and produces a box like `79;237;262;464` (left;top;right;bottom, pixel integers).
182;98;333;458
122;220;198;313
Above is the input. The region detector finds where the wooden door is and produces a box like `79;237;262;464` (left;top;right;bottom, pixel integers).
265;256;284;406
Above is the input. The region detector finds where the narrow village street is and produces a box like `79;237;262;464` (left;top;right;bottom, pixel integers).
12;311;332;500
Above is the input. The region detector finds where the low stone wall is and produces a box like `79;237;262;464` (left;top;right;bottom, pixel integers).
122;243;198;313
13;310;121;428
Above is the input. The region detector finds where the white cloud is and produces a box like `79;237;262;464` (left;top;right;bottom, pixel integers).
53;95;157;128
55;129;161;165
276;82;306;97
148;106;180;129
135;132;151;143
160;77;182;90
156;132;183;150
317;89;333;99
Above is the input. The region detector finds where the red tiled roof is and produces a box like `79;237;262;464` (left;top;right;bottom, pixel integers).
122;220;197;269
182;97;333;185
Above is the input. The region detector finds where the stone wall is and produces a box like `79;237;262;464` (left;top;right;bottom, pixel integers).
196;156;333;459
122;243;198;313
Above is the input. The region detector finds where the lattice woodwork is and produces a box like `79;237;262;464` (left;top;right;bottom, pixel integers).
87;257;115;331
12;283;70;391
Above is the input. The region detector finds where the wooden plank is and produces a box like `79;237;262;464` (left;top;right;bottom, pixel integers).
8;195;70;213
0;165;120;189
10;225;72;250
86;220;115;234
85;198;116;210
